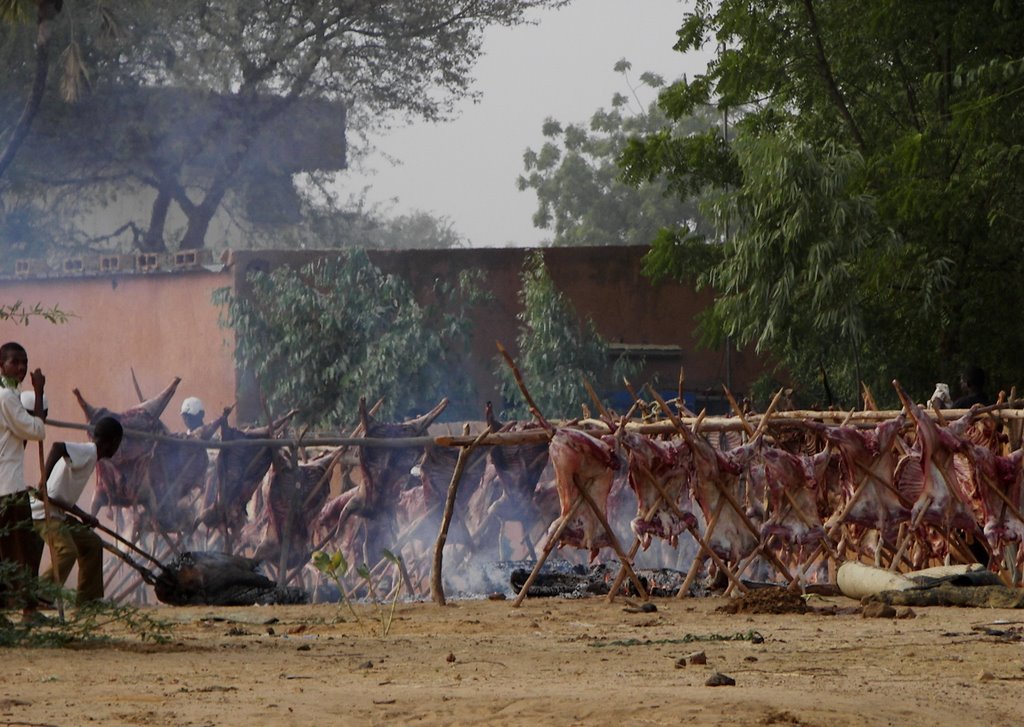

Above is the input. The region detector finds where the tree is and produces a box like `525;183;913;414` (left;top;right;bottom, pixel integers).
0;0;65;180
215;250;486;428
497;251;636;419
518;59;717;247
621;0;1024;405
1;1;570;254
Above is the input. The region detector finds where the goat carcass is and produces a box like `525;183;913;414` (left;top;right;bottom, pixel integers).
759;446;832;565
198;410;296;541
547;428;620;560
75;376;197;528
808;416;909;548
619;431;696;549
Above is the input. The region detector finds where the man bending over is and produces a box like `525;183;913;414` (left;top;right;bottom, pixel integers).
30;414;123;605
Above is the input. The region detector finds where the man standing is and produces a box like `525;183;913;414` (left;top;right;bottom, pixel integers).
180;396;205;434
0;342;46;612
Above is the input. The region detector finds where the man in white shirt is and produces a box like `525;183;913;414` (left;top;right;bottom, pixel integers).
0;341;46;612
180;396;205;434
31;415;123;604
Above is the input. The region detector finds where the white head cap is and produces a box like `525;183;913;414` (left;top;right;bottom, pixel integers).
21;391;49;412
180;396;205;416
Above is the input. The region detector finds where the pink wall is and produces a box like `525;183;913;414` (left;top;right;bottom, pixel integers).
0;269;237;485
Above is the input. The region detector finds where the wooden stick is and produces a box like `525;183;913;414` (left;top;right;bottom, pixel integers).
605;500;662;602
36;441;65;622
862;382;878;411
583;378;612;421
511;494;585;607
677;498;726;598
722;385;750;435
130;366;146;403
496;340;553;433
41;498;164;568
41;404;1024;449
888;497;930;572
431;427;491;606
573;478;648;601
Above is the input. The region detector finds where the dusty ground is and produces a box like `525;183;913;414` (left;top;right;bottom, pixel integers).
2;592;1024;727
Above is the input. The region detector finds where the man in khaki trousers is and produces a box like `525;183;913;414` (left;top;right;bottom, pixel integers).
29;403;123;605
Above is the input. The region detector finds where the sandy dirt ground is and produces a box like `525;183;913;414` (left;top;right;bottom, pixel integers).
2;591;1024;727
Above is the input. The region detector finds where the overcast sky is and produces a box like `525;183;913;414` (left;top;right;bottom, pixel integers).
350;0;713;248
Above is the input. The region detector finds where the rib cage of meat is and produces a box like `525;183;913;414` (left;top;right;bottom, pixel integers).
547;428;620;560
759;446;830;547
815;417;909;544
907;405;978;533
686;432;762;564
619;431;696;549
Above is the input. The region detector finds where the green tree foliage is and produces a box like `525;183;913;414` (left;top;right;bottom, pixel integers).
0;1;570;255
497;251;635;419
216;250;486;428
518;60;718;247
0;299;68;324
622;0;1024;406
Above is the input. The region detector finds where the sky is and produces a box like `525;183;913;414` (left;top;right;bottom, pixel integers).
352;0;713;248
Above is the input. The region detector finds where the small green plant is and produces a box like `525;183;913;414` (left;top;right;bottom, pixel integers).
312;548;405;637
311;550;361;625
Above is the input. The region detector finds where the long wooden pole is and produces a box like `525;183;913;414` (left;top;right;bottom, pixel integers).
678;498;725;598
36;441;65;622
573;478;648;600
431;427;490;606
511;495;585;607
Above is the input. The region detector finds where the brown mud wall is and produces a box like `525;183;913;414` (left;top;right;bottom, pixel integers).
2;246;772;478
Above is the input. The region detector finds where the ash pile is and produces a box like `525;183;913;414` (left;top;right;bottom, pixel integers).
503;560;700;599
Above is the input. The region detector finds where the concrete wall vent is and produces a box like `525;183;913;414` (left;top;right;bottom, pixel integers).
15;259;49;277
137;253;163;272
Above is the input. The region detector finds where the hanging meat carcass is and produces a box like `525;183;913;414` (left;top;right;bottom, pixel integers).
901;397;979;534
546;427;620;561
805;415;910;555
409;441;488;546
759;445;833;569
619;431;697;550
198;409;297;544
679;424;763;565
76;378;204;530
314;399;448;571
961;441;1024;573
243;446;341;572
461;403;553;556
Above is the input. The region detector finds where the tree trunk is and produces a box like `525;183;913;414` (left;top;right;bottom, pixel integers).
139;187;172;253
0;3;61;180
179;201;219;250
801;0;866;153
